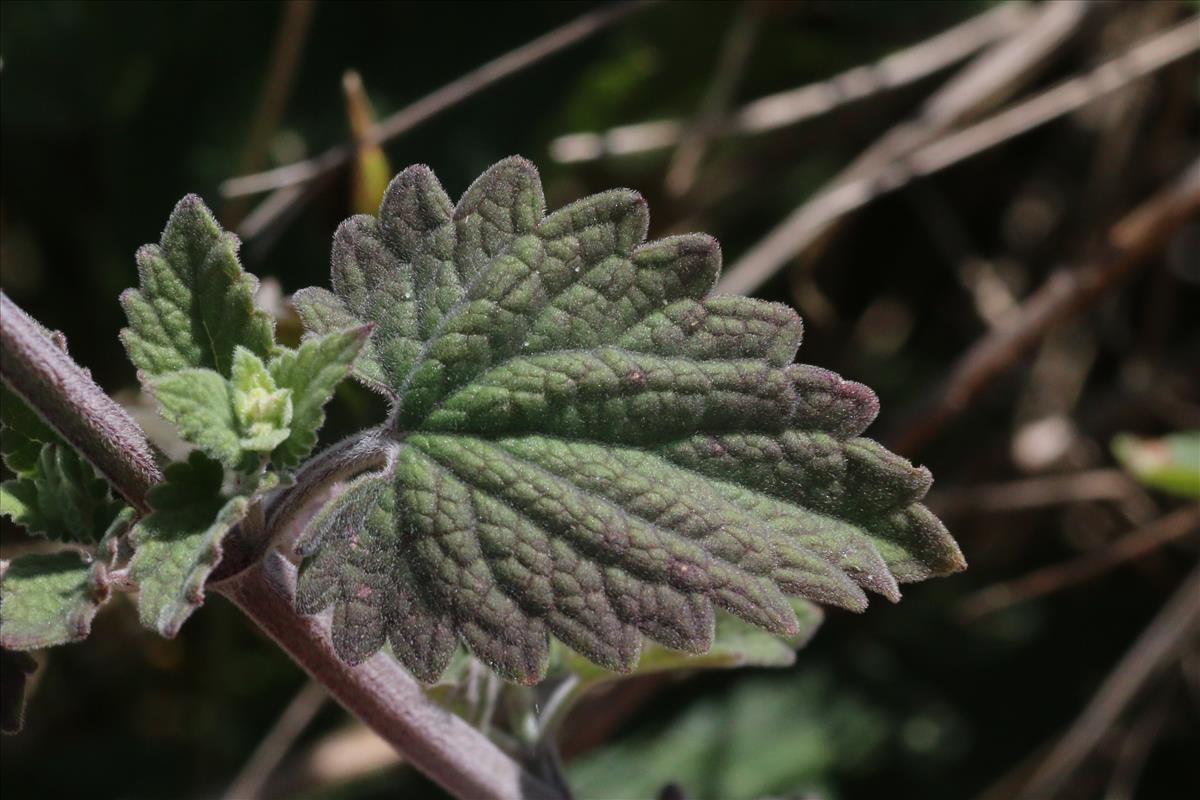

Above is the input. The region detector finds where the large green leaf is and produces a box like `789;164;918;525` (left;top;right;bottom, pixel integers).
293;158;963;683
0;552;111;650
120;194;275;379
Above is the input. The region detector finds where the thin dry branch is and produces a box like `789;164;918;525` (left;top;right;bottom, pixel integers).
223;0;315;227
218;554;564;800
221;1;648;202
663;2;763;197
842;0;1088;182
716;14;1198;297
928;469;1146;517
959;504;1200;621
891;157;1200;455
1020;561;1200;798
223;680;327;800
549;1;1033;163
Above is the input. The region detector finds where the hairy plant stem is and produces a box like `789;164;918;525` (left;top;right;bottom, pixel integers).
218;553;562;800
0;291;163;510
0;292;565;800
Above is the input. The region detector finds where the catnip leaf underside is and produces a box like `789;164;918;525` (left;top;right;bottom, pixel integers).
294;157;964;683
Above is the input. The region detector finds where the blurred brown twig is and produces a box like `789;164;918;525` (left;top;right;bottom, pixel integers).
1020;561;1200;797
221;1;651;240
892;157;1200;456
959;504;1200;621
718;11;1198;296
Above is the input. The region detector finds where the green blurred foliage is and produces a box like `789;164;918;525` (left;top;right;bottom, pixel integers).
1112;431;1200;499
569;672;890;800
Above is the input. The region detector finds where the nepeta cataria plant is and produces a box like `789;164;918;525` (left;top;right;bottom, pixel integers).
0;157;963;800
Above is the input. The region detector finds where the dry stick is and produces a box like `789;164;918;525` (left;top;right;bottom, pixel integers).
264;723;399;799
663;2;763;198
549;1;1033;163
223;679;328;800
715;13;1199;297
0;291;162;511
780;0;1086;308
223;0;315;227
959;504;1200;621
230;1;649;243
1104;682;1175;800
0;293;562;800
221;0;648;201
891;158;1200;456
218;554;562;800
718;0;1091;296
1020;561;1200;798
928;468;1143;517
842;0;1089;182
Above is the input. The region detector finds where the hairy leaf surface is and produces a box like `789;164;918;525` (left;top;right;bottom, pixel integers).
128;452;268;636
294;158;963;683
0;552;111;650
121;194;275;379
1;391;124;543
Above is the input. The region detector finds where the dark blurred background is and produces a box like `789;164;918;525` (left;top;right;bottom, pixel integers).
2;1;1198;799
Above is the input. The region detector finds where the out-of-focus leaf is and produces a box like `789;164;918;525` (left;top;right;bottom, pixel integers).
0;552;111;650
563;599;824;684
1112;431;1200;499
568;673;889;800
0;386;61;476
344;70;393;215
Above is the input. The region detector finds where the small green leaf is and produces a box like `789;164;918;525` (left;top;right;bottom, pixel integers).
129;452;261;637
293;158;963;684
149;369;243;467
0;552;111;650
1112;431;1200;499
121;194;275;380
1;387;61;476
231;347;293;453
1;648;37;734
0;444;123;543
268;327;370;467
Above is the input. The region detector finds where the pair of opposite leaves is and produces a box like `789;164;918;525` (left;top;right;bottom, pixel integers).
278;156;963;685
